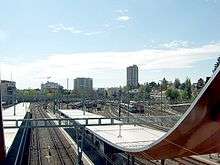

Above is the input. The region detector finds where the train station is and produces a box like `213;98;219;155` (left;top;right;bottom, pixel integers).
1;1;220;164
0;66;220;165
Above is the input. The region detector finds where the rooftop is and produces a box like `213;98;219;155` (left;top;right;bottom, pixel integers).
59;109;166;152
3;103;30;153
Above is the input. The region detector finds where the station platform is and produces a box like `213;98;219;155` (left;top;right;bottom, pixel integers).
59;109;166;152
2;103;30;153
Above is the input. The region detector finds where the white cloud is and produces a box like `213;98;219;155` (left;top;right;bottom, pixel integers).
84;31;104;36
143;40;197;50
48;22;126;37
115;9;128;15
48;9;131;36
115;9;131;22
48;24;82;34
117;16;131;22
48;24;114;36
1;43;220;89
159;40;192;49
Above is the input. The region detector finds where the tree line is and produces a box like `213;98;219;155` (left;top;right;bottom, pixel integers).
16;56;220;103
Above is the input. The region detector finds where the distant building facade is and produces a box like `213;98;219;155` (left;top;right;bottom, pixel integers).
74;78;93;91
107;87;120;98
96;88;107;98
41;81;63;92
127;65;139;89
0;80;16;105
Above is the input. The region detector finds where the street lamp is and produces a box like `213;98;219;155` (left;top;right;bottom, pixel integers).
13;86;16;116
83;98;86;115
159;80;163;112
127;91;132;123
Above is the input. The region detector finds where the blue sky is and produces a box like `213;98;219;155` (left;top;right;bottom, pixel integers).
1;0;220;89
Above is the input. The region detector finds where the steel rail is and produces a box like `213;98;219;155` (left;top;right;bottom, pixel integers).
38;106;77;164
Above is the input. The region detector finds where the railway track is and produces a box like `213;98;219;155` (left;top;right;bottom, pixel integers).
28;103;78;165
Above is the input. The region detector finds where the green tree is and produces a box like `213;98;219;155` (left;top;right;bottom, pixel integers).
143;83;151;99
138;85;145;96
181;90;189;101
161;78;168;90
165;87;180;103
197;78;204;90
174;78;181;89
137;83;151;101
184;78;192;100
149;81;158;90
213;56;220;73
180;82;186;90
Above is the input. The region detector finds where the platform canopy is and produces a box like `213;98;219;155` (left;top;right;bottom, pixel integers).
60;109;166;152
3;103;30;153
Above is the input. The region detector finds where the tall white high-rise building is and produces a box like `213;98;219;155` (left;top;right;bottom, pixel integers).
127;65;139;88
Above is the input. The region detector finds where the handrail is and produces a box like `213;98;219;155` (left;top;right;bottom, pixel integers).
3;115;180;129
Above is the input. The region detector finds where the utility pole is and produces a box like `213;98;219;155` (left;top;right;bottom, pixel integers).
118;90;122;138
10;73;16;116
83;99;85;115
13;89;16;116
67;78;69;109
159;80;163;112
128;97;130;123
118;90;121;117
161;83;162;112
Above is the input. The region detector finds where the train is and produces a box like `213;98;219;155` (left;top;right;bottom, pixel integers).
120;101;144;113
71;100;105;110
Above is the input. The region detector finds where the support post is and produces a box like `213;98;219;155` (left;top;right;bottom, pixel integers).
53;100;56;114
76;128;80;165
83;99;85;116
127;154;130;165
79;127;85;165
13;89;16;116
131;156;135;165
160;83;162;112
127;100;130;123
118;125;122;138
161;159;165;165
77;126;85;165
12;88;16;116
0;79;6;162
118;89;122;117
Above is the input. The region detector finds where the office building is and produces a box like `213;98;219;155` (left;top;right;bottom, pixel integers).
41;81;63;92
74;78;93;91
0;80;16;105
127;65;139;89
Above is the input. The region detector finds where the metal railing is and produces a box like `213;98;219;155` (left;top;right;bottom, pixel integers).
3;115;181;129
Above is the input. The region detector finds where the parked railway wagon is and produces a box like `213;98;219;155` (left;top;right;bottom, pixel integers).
120;102;144;113
132;102;144;113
